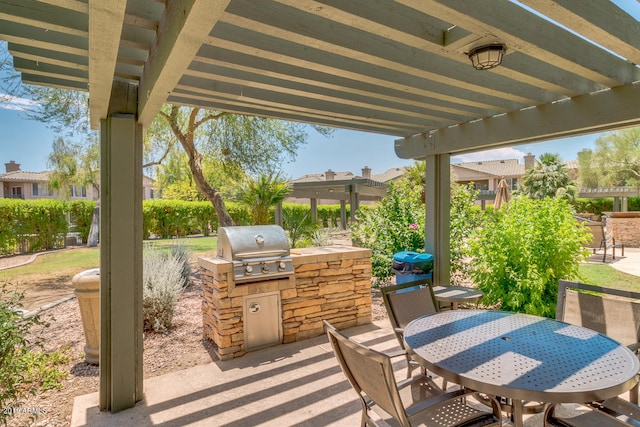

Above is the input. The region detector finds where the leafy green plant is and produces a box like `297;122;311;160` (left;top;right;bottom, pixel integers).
234;173;290;225
449;184;483;285
350;180;424;283
282;207;318;248
0;284;49;426
23;348;69;392
469;196;589;317
142;244;189;333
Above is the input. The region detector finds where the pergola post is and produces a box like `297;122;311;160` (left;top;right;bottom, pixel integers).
349;186;360;222
340;200;347;230
424;155;450;286
274;202;283;226
99;82;143;412
310;198;318;224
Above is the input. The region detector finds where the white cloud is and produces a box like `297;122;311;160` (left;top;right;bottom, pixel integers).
0;94;39;111
451;147;528;164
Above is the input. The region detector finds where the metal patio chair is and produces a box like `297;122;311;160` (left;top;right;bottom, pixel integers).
545;281;640;425
380;280;439;379
544;398;640;426
324;320;502;427
582;220;624;262
557;280;640;404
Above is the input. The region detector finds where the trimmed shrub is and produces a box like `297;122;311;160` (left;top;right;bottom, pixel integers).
142;244;189;333
69;200;96;244
0;199;68;255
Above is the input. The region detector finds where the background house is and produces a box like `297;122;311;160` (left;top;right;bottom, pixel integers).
451;155;532;192
0;160;156;200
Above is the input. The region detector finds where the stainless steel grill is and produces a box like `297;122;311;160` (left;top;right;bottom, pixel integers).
217;225;294;284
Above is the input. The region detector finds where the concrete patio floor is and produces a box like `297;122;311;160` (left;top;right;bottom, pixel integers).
70;249;640;427
71;319;596;427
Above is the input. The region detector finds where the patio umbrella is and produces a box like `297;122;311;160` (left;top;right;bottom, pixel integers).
493;178;511;213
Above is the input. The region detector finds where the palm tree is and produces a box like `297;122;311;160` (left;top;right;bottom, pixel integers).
235;173;291;225
521;153;578;201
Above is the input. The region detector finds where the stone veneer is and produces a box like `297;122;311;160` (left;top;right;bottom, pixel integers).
198;246;372;360
607;215;640;248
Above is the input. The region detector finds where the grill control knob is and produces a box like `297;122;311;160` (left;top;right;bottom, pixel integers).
245;265;253;274
262;265;270;274
278;261;286;271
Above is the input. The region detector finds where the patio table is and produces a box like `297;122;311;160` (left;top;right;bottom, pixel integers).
432;285;483;310
404;310;640;427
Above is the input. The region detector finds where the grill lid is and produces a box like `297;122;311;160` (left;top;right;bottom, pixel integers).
217;225;290;260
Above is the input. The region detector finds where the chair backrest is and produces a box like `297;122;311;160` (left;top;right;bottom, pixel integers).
381;280;439;331
324;320;409;425
583;221;605;249
557;280;640;348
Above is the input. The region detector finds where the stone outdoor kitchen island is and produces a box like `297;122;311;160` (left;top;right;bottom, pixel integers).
199;246;372;360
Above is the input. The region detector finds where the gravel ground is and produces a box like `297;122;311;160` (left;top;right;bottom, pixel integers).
7;270;388;427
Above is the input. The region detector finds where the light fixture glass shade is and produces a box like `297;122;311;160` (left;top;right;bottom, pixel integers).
468;44;506;70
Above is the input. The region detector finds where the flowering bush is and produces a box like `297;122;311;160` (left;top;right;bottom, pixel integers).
351;180;425;283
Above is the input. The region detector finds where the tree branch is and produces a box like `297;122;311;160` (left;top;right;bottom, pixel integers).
143;140;175;168
194;111;227;129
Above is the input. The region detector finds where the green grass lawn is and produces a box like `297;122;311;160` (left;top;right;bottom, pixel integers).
578;263;640;293
0;248;99;285
0;236;218;286
149;236;217;254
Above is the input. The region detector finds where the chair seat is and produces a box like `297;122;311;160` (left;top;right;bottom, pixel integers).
371;376;500;427
324;320;502;427
545;399;640;427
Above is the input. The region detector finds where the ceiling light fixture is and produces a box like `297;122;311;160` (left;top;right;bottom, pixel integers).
468;44;506;70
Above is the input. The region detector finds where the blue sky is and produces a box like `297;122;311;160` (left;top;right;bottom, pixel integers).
0;98;605;180
1;0;638;178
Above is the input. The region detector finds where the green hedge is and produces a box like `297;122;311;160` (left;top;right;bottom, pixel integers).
572;197;640;215
281;203;348;228
141;200;252;238
0;199;69;255
0;199;352;255
68;200;96;243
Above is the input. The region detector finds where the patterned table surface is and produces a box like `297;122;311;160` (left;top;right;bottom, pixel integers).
432;286;483;304
404;310;639;404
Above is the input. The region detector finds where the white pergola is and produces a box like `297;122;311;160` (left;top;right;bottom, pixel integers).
1;0;639;412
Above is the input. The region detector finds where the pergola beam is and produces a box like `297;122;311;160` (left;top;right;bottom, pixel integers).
398;0;640;87
520;0;640;65
137;0;231;127
395;82;640;159
88;0;126;130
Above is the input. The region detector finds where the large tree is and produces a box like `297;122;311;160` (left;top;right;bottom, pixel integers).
587;128;640;188
47;136;100;246
577;148;600;189
520;153;578;201
155;105;318;226
1;48;329;226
